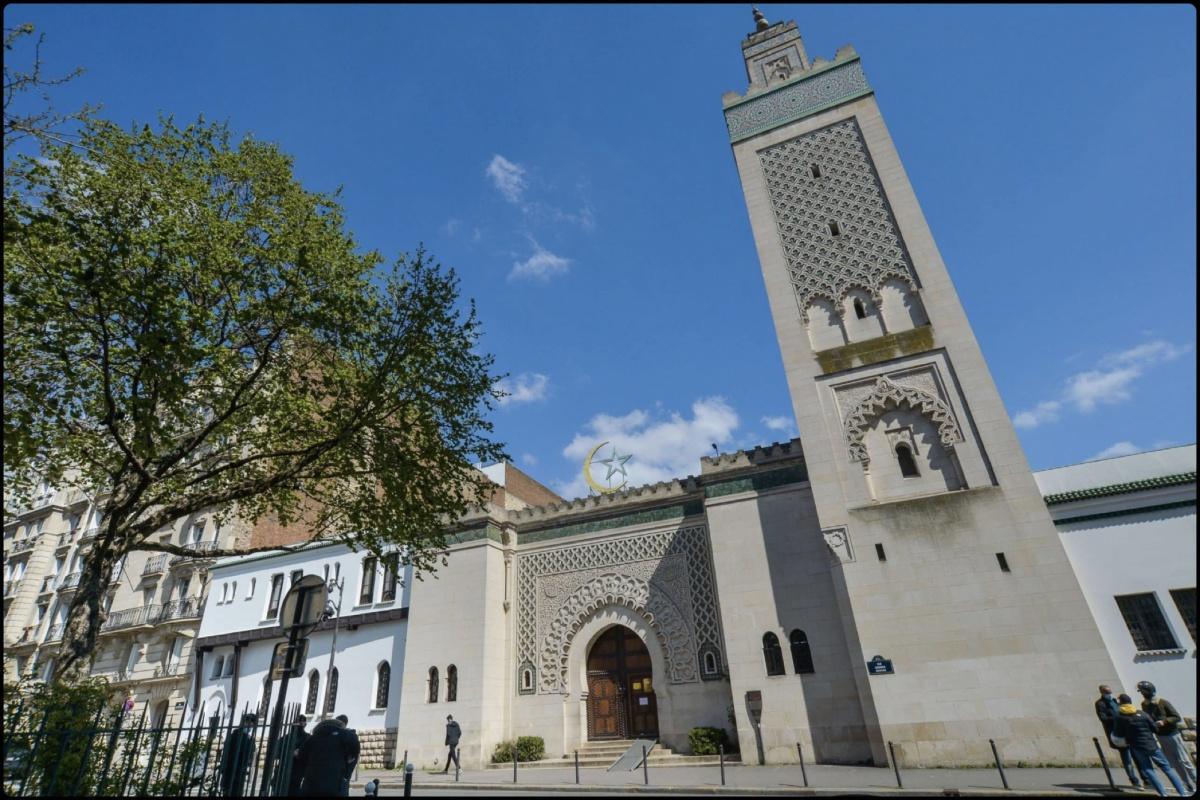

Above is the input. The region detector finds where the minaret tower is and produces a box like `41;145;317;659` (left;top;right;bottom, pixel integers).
723;10;1117;765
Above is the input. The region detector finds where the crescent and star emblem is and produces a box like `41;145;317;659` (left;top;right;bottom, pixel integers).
582;441;633;495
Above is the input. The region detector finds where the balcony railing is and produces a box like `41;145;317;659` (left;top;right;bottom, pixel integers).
58;572;81;591
17;625;38;644
40;575;56;594
4;578;23;597
56;530;78;549
102;604;162;632
142;555;170;576
151;662;190;679
79;525;101;543
160;597;203;622
11;539;37;554
45;624;64;641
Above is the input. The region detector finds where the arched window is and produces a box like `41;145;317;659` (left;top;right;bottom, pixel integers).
324;668;339;715
896;443;920;477
520;668;533;692
447;664;457;702
306;669;320;715
790;629;814;674
428;666;439;703
853;298;867;319
762;632;785;676
376;662;391;709
703;651;718;676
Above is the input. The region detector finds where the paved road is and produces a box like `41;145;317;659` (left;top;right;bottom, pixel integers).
353;762;1148;797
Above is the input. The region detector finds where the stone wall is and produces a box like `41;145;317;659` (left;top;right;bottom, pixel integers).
358;728;398;769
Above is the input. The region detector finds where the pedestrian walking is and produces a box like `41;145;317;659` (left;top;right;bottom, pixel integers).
219;713;257;798
294;716;360;796
1138;681;1198;794
442;714;462;774
1095;684;1144;788
285;714;310;796
1114;693;1188;797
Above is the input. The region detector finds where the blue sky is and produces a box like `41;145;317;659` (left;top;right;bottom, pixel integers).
7;4;1196;498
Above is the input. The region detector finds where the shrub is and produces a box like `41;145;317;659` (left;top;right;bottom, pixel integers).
491;736;546;763
688;726;730;756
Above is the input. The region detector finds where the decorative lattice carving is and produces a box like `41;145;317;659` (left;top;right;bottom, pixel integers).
842;377;961;465
725;59;870;143
541;572;697;692
516;526;722;694
758;117;916;320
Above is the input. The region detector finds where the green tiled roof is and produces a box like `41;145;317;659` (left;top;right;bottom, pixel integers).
1043;472;1196;506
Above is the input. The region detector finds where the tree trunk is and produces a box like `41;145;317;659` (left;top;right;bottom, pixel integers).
54;537;120;682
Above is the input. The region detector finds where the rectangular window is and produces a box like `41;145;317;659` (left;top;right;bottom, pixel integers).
1169;588;1196;644
191;522;204;544
290;569;303;587
223;655;235;677
995;552;1010;573
381;553;399;602
266;574;284;620
360;557;377;605
210;654;224;679
1115;593;1178;651
875;543;886;562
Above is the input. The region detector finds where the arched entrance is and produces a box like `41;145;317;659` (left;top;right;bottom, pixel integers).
586;626;658;740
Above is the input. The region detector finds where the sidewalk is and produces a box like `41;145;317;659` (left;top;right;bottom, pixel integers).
353;762;1157;796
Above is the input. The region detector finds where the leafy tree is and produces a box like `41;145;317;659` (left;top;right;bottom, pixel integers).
4;23;97;149
4;116;506;678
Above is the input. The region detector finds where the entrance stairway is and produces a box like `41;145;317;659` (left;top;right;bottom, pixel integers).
486;738;741;770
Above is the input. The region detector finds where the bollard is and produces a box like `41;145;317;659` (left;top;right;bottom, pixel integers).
989;739;1010;790
513;746;518;784
402;749;408;772
1092;737;1116;791
642;744;649;785
887;741;903;789
575;750;580;784
403;763;414;798
719;743;726;786
796;741;809;788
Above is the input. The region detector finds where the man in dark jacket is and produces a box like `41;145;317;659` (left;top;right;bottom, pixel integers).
1139;681;1197;794
1095;684;1143;788
295;716;359;796
219;713;257;797
285;715;310;796
442;714;462;774
335;714;361;784
1113;693;1188;797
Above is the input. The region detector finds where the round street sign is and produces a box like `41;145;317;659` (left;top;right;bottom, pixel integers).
279;575;328;637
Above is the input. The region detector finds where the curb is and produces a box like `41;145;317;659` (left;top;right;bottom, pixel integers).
350;780;1125;796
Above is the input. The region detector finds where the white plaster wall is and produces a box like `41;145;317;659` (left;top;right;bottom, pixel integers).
805;300;847;351
706;484;872;765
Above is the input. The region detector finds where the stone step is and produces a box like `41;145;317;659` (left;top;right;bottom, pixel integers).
486;753;736;770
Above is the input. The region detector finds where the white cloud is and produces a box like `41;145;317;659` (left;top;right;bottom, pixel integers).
1087;441;1144;461
486;154;526;203
556;397;740;499
441;218;462;237
761;415;795;434
509;241;571;281
1012;340;1190;429
495;373;549;406
1013;400;1062;430
520;453;538;467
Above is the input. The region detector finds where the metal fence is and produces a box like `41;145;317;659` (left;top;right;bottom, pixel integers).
3;697;307;797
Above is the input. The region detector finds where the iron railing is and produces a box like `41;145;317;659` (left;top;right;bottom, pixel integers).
57;573;81;591
44;625;64;642
2;694;307;797
141;556;169;576
5;578;24;597
159;598;203;623
102;605;162;632
170;542;219;565
39;576;55;594
12;539;37;554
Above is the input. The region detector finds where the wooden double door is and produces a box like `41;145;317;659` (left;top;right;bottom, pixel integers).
586;626;659;740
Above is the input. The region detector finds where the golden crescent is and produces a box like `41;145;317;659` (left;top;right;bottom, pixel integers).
583;440;626;495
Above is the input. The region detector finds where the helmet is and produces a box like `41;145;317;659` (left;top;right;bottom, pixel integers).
1136;680;1155;694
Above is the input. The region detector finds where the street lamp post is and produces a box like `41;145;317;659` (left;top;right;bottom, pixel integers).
323;576;344;716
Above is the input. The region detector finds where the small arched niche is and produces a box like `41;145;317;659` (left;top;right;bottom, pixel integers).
863;407;964;500
879;277;928;333
805;298;847;351
842;289;885;342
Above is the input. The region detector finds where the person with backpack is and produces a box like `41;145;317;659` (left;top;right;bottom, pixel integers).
1113;693;1188;797
1095;684;1143;788
1138;681;1197;794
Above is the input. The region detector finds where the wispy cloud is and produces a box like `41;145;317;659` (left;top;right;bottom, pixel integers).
761;415;796;436
556;397;740;499
1013;340;1191;430
495;373;550;406
520;453;538;467
1087;439;1181;461
486;154;527;203
441;218;462;237
509;240;571;281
